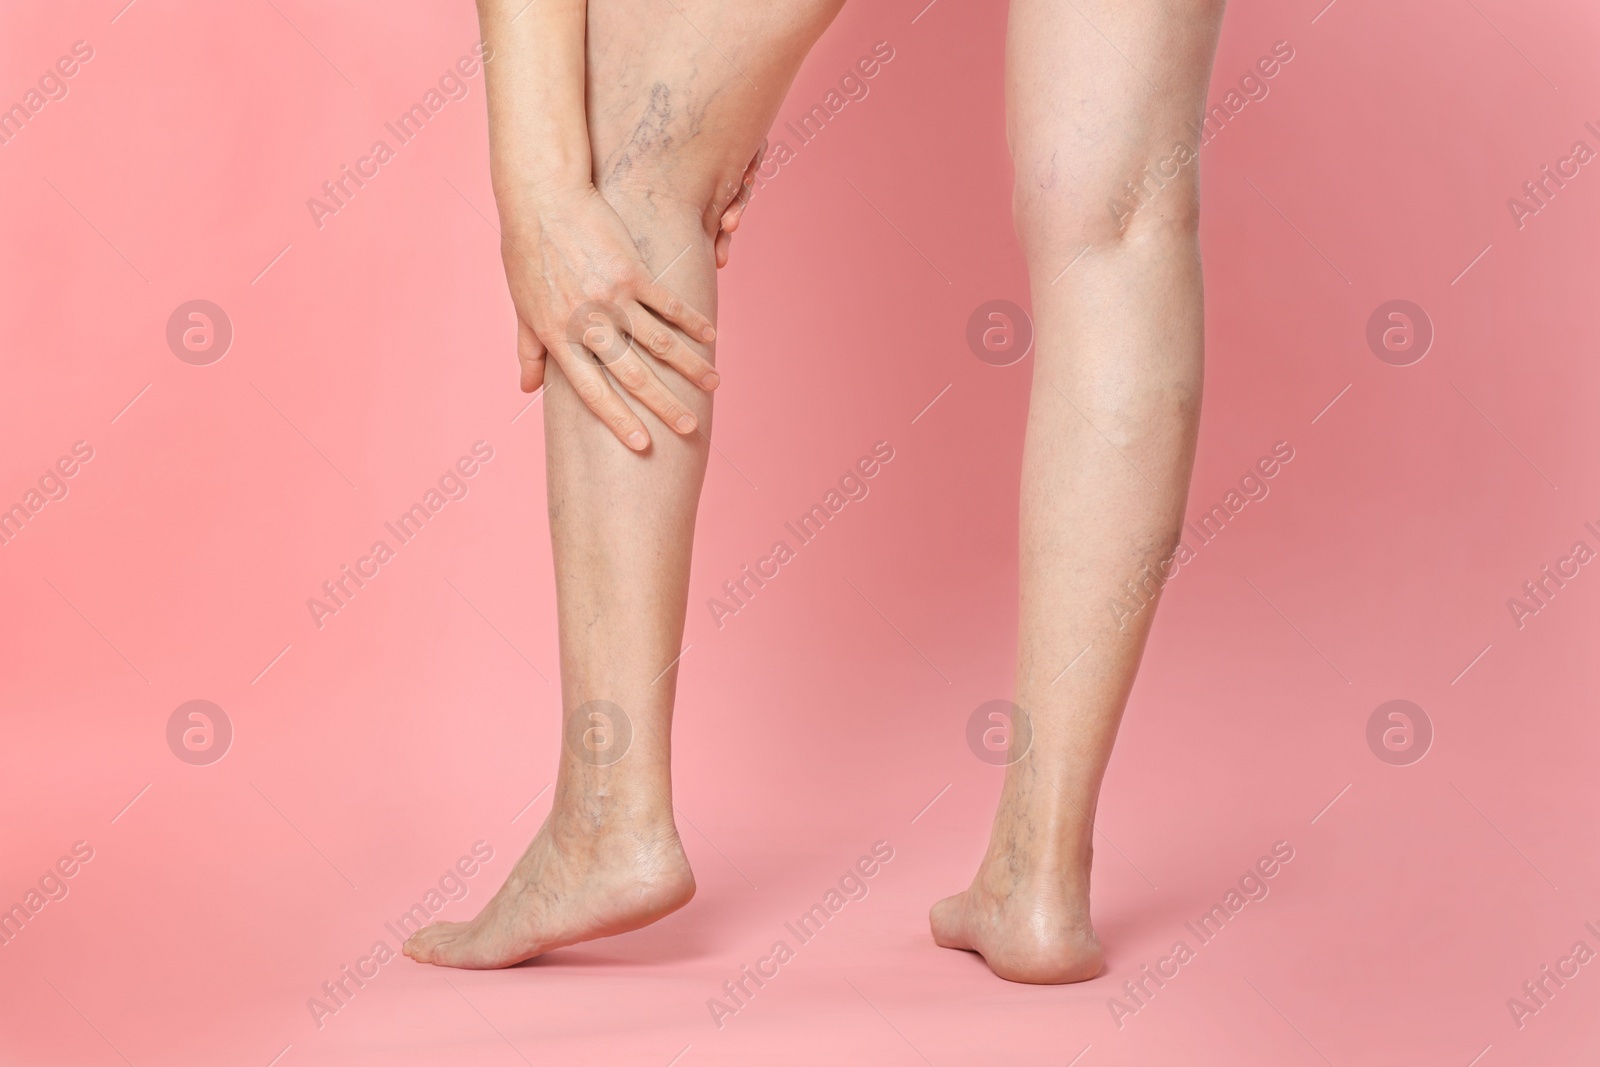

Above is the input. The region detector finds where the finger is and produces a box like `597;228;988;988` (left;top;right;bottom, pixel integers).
637;278;716;344
714;229;733;270
602;343;701;436
719;178;751;234
720;184;752;233
549;336;652;451
622;300;719;390
517;318;546;393
719;140;765;233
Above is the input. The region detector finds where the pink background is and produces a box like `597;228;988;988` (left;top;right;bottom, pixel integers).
3;0;1598;1064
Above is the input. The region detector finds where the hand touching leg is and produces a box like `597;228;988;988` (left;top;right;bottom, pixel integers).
405;0;842;970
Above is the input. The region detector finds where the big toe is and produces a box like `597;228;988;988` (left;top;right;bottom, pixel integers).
928;893;973;950
403;921;465;964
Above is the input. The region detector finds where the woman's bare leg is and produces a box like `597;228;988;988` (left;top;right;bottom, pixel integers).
405;0;842;970
930;0;1226;983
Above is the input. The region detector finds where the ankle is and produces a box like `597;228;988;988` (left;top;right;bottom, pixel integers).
981;841;1092;887
992;801;1094;863
981;811;1094;888
547;784;678;842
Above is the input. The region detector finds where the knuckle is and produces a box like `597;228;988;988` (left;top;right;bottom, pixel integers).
574;377;606;406
648;330;673;355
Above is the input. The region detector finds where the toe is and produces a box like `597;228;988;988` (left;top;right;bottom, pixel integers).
425;925;538;970
422;928;484;969
928;893;973;951
403;921;464;964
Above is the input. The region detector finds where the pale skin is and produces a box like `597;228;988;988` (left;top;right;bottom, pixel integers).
403;0;1225;983
928;0;1226;983
401;0;846;968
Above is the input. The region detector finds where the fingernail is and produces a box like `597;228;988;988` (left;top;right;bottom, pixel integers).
676;415;697;434
628;431;649;450
702;371;721;389
703;326;717;342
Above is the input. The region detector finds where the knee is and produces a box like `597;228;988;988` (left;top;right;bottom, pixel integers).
598;153;753;240
591;93;759;239
1010;139;1201;266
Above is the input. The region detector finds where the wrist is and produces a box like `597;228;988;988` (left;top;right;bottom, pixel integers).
488;135;591;197
491;160;591;199
494;174;592;231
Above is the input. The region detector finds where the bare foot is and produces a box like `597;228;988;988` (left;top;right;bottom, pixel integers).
930;859;1103;984
931;770;1105;986
403;810;694;969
